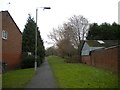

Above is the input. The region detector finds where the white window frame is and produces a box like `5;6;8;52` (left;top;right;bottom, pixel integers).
2;30;8;40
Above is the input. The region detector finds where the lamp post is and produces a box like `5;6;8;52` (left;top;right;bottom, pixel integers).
35;7;51;72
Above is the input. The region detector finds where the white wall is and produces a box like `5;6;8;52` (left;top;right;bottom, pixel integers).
82;42;90;56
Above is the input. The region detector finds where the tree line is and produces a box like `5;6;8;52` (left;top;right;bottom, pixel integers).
21;14;120;65
46;15;120;62
87;22;120;40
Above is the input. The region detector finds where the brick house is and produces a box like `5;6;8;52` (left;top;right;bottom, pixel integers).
0;11;22;70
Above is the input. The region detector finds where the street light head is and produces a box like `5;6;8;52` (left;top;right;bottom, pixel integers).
43;7;51;9
37;7;51;10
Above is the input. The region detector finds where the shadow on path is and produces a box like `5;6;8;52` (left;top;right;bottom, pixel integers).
26;59;57;88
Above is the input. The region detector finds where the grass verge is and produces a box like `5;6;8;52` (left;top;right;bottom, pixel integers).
2;68;34;88
47;56;118;88
0;74;2;89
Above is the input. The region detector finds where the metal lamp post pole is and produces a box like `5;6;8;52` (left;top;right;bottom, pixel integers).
35;7;51;72
35;8;38;72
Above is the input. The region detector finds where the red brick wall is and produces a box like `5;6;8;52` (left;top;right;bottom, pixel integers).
91;46;118;71
82;46;119;71
82;56;91;65
1;11;22;70
2;52;21;70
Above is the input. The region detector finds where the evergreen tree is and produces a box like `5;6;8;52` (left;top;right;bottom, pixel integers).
87;22;120;40
37;30;45;63
22;14;45;66
22;14;36;53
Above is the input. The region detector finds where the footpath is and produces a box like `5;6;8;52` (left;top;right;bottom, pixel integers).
26;59;57;88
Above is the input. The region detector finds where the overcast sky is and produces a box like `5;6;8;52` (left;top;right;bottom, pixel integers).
0;0;119;48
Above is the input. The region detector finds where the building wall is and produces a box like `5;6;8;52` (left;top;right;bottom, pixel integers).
82;46;119;72
2;11;22;70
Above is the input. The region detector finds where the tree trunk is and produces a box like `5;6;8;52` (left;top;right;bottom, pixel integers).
79;50;82;63
78;40;85;63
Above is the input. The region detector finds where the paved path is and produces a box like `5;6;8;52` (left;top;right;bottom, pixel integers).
26;59;57;88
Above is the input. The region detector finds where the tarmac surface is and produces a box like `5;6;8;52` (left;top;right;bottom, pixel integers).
26;59;57;88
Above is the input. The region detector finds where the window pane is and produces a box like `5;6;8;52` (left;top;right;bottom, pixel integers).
2;30;7;39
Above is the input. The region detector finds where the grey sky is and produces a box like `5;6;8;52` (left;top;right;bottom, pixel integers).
0;0;119;48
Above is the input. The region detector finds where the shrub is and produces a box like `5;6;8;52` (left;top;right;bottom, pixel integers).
21;56;35;69
21;52;43;69
64;55;80;63
1;62;8;73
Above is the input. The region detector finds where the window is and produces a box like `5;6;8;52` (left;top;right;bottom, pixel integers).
2;30;8;40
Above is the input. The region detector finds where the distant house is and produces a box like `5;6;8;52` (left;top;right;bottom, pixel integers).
81;40;119;71
82;40;104;56
0;11;22;70
82;40;118;56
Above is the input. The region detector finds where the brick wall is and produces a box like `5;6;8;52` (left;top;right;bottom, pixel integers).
82;46;119;72
82;56;91;65
91;46;119;71
1;11;22;70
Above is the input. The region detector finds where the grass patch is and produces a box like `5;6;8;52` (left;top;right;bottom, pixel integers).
2;68;34;88
0;74;2;89
47;56;118;88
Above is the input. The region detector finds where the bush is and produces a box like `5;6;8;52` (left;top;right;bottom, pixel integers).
21;52;44;69
21;56;35;69
21;52;43;69
64;55;80;63
1;62;8;73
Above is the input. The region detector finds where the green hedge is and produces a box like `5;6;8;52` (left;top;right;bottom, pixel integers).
21;56;34;69
64;55;80;63
21;52;44;69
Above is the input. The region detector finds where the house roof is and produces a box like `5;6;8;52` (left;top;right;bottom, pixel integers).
85;40;119;47
0;10;22;34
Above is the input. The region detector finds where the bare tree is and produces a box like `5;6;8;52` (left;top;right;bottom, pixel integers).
67;15;89;62
48;26;64;43
48;15;89;62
